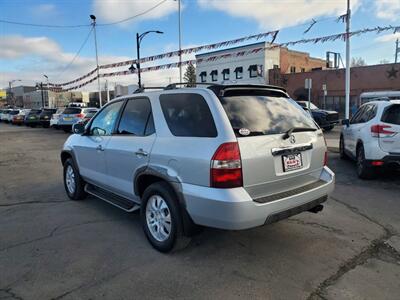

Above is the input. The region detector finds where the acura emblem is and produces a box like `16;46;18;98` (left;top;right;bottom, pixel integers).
289;135;296;144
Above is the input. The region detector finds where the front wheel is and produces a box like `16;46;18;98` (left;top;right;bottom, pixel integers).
339;135;348;160
63;158;87;200
141;182;189;252
356;145;374;179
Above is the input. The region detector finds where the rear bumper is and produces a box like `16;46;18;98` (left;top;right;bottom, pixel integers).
183;166;335;230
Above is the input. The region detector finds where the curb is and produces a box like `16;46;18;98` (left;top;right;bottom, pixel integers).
328;147;339;153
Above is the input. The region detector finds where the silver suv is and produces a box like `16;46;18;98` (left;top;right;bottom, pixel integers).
61;84;335;252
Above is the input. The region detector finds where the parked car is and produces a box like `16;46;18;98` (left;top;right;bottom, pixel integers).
61;84;335;252
6;109;20;123
0;109;12;123
296;101;339;131
58;107;98;132
11;109;29;126
50;108;65;129
39;108;57;128
340;99;400;179
24;109;42;127
75;109;98;126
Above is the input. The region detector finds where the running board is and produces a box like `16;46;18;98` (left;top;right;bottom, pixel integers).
85;184;140;212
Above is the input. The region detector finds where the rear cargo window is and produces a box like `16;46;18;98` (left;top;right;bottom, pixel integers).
381;105;400;125
220;95;317;136
160;93;217;137
63;108;81;114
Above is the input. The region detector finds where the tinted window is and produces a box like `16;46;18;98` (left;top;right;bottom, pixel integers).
117;98;154;136
63;108;81;114
220;95;316;136
382;105;400;125
350;106;366;124
160;93;217;137
90;101;123;136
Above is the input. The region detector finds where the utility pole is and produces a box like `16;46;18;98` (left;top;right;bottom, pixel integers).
43;74;49;107
106;80;110;103
90;15;102;107
36;82;45;108
175;0;183;83
395;39;399;63
345;0;351;120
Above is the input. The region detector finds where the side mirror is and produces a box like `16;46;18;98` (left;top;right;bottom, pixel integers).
341;119;350;126
72;122;86;135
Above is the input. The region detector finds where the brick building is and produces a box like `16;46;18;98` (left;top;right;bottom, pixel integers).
196;42;326;84
269;63;400;117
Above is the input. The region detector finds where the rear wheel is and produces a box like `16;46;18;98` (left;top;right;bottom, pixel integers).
63;158;87;200
356;145;374;179
141;182;190;252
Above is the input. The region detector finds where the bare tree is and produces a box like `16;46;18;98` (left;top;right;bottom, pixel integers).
351;57;367;67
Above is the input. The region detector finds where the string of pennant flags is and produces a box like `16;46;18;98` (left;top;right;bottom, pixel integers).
51;24;400;92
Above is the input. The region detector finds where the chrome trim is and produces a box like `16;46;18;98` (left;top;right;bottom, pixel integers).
271;143;313;156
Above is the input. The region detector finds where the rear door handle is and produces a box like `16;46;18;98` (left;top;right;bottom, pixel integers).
135;149;148;157
96;145;104;151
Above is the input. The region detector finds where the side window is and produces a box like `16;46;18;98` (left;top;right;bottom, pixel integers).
117;98;154;136
90;101;123;136
350;106;366;124
160;93;218;137
358;105;375;123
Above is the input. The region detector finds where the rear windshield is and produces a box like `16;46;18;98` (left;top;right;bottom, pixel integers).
381;105;400;125
10;110;19;115
29;110;41;115
42;109;56;114
84;112;96;118
63;108;81;114
220;95;317;136
160;93;217;137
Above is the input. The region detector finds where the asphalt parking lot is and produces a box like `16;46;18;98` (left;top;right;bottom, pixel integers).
1;123;400;300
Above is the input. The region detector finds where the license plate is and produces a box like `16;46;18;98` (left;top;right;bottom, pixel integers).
282;153;303;172
64;117;72;121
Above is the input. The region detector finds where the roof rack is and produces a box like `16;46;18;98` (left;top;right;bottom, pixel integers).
133;86;165;94
164;82;220;90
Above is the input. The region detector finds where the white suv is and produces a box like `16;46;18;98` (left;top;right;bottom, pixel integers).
61;84;335;252
340;100;400;178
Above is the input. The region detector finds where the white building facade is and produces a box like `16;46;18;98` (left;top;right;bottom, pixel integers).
195;42;280;85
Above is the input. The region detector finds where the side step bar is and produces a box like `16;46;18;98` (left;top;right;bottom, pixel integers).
85;184;140;212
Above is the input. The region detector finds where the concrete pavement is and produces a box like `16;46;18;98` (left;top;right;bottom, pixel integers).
0;123;399;300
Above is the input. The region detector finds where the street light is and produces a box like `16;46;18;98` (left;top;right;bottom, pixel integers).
35;82;45;108
90;14;103;107
43;74;49;107
135;30;164;88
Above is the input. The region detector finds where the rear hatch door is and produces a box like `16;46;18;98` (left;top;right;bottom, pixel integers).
379;103;400;154
219;90;326;199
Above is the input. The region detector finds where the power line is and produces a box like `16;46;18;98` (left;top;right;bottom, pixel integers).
97;0;169;26
0;0;169;29
53;27;94;81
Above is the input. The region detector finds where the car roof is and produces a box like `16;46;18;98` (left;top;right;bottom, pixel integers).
110;84;288;103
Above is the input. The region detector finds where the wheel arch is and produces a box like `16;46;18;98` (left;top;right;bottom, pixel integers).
60;150;80;172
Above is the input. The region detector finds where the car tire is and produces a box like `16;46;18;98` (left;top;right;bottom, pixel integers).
63;158;87;200
339;135;348;160
141;182;190;253
356;145;374;179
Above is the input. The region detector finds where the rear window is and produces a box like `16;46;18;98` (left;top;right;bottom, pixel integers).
63;108;81;114
160;93;217;137
381;105;400;125
10;110;19;115
220;95;317;136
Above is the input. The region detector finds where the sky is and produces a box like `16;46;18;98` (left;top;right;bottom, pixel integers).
1;0;400;90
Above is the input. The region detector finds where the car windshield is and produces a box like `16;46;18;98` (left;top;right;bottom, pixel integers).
220;95;316;136
63;108;81;114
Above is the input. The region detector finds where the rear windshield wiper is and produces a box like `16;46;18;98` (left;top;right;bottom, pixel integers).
282;127;317;140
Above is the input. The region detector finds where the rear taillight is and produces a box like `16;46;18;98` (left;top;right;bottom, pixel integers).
210;142;242;188
324;151;328;166
371;124;395;138
76;113;84;119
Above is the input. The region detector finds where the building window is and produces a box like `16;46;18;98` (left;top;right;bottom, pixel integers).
290;66;296;73
248;65;258;78
234;67;243;79
222;68;230;80
301;68;305;73
199;71;207;83
210;70;218;82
